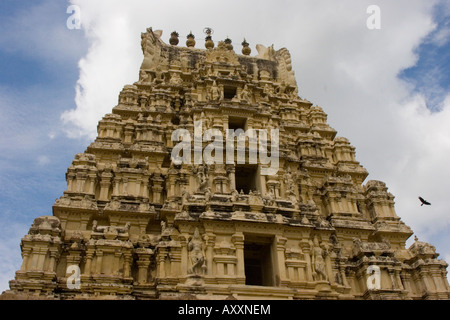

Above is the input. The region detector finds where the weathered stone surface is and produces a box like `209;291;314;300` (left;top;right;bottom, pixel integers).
2;28;449;300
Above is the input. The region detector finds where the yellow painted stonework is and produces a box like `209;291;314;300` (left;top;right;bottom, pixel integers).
3;28;449;300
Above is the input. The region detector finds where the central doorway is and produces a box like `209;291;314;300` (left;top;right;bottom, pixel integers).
244;236;274;286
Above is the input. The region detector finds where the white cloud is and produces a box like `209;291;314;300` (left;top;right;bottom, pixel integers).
38;155;50;166
61;0;450;263
0;223;29;293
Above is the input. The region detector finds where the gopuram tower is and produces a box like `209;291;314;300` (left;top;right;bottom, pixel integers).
4;28;450;300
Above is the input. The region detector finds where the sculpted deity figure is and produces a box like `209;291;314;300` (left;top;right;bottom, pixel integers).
195;165;209;192
265;188;276;206
181;190;190;205
240;84;251;102
311;236;328;281
230;189;239;202
139;70;150;83
188;228;207;275
284;167;296;197
209;81;221;101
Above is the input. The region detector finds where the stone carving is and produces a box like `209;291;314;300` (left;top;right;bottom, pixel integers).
311;236;328;282
195;165;209;192
140;28;163;70
283;167;296;197
264;188;276;206
5;27;450;301
239;85;251;102
205;41;239;65
92;221;130;240
274;48;297;87
256;44;276;60
208;81;222;101
188;228;207;275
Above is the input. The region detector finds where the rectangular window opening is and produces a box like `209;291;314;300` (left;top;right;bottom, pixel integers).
228;116;247;132
235;165;258;195
224;86;237;100
244;236;274;286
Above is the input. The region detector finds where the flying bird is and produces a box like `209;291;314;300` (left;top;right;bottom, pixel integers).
418;196;431;206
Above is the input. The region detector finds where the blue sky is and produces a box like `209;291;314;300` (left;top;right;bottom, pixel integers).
399;1;450;110
0;0;449;292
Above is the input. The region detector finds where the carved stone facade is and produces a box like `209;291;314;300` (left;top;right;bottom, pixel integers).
3;28;449;300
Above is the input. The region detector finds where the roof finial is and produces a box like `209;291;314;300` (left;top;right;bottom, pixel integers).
224;36;233;50
169;31;179;46
242;38;251;55
186;31;196;47
204;27;214;49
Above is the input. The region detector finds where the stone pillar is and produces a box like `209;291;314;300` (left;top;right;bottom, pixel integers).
152;175;164;204
300;241;313;282
113;251;121;275
87;172;97;195
442;269;450;292
157;248;167;278
401;271;413;296
227;165;236;191
232;233;245;284
36;247;48;271
274;236;288;286
205;233;215;276
67;173;76;192
123;252;132;279
83;249;94;276
137;260;150;284
388;269;397;289
180;235;188;276
95;251;103;274
325;249;334;284
142;178;149;199
395;269;404;290
20;248;31;272
340;262;349;287
112;177;120;197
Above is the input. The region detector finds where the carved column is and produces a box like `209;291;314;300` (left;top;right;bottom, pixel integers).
112;177;120;197
95;251;103;274
400;271;413;296
113;251;121;276
232;233;245;284
137;260;150;284
67;172;76;192
87;172;97;195
157;247;167;278
36;247;48;271
83;247;94;277
180;235;188;276
339;261;349;287
395;269;404;290
20;248;31;272
324;246;334;284
388;269;397;289
205;233;215;276
123;252;132;279
152;175;164;204
275;236;288;286
300;240;313;282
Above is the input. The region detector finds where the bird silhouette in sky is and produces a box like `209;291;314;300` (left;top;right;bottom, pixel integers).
418;196;431;206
